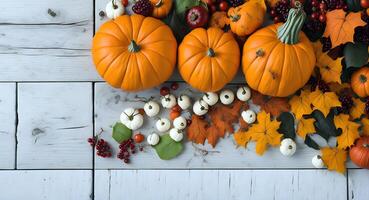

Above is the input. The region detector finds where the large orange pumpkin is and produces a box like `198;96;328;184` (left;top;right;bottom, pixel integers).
92;15;177;91
150;0;173;18
351;67;369;98
349;136;369;169
242;3;315;97
178;27;240;92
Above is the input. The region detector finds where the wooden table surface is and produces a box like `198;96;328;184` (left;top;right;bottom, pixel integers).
0;0;368;199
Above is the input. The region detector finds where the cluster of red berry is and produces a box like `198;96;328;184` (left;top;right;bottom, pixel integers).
88;137;113;158
337;94;354;114
203;0;233;13
117;138;143;164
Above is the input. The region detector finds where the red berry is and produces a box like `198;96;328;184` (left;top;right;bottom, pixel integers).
170;82;179;90
311;12;319;20
273;16;280;23
139;146;144;151
219;1;229;11
134;133;145;143
138;108;145;115
319;2;326;11
122;0;129;7
171;104;182;112
210;4;217;13
270;9;277;17
361;0;369;8
311;0;319;7
319;14;326;23
160;86;170;96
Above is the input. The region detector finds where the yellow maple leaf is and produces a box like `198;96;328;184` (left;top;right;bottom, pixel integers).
309;89;341;117
316;53;343;84
334;114;360;149
289;90;313;119
324;9;366;48
247;111;282;155
361;118;369;136
321;147;347;174
297;118;315;139
334;114;351;130
234;130;252;147
350;98;365;119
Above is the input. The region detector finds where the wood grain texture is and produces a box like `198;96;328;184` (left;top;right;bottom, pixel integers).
95;169;347;200
348;169;369;200
0;170;92;200
0;83;16;169
17;83;93;169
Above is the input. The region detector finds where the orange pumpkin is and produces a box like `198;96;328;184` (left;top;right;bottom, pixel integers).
242;3;315;97
227;0;266;36
209;11;230;29
351;67;369;98
150;0;173;18
349;136;369;169
92;15;177;91
178;27;240;92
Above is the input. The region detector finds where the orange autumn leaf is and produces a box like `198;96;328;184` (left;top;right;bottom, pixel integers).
309;89;341;117
234;118;251;147
247;111;282;155
316;52;343;84
289;90;313;119
334;114;360;149
350;98;365;119
297;118;315;139
324;9;366;48
361;118;369;136
187;115;208;145
251;91;290;117
328;82;352;94
321;147;347;174
334;114;351;130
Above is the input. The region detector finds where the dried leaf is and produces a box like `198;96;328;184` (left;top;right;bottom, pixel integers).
297;118;316;139
316;52;343;83
251;91;290;117
334;114;360;149
309;89;341;117
234;130;252;147
324;9;366;48
350;98;365;119
321;147;347;174
187;115;208;145
289;90;313;119
361;118;369;136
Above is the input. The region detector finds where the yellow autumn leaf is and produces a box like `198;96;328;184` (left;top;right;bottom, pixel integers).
316;53;343;84
234;130;252;147
309;89;341;117
289;90;313;119
361;118;369;136
297;118;315;139
350;98;365;119
334;114;351;130
334;114;360;149
321;147;347;174
247;111;282;155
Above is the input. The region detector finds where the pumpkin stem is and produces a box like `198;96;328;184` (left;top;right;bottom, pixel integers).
363;144;369;148
359;74;367;83
277;1;306;45
155;0;163;7
207;48;216;57
128;40;141;52
230;14;240;22
256;49;265;57
112;0;118;9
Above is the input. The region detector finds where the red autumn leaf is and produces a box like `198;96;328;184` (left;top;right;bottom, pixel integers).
251;91;290;117
187;115;208;145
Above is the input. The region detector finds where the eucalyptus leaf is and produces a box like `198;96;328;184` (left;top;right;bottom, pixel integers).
344;42;369;69
162;9;190;41
154;134;183;160
346;0;363;12
112;122;132;143
304;135;320;150
277;112;296;139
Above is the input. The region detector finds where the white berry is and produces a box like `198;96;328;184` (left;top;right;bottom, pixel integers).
144;101;160;117
202;92;219;106
280;138;297;157
312;155;325;168
120;108;143;130
237;86;251;101
173;116;187;130
155;118;171;132
161;94;177;109
241;110;256;124
177;95;191;110
193;100;209;116
147;133;160;146
169;128;184;142
220;89;234;105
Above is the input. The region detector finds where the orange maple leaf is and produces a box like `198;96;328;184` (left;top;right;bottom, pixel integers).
187;115;208;145
324;9;366;48
321;147;347;174
251;91;290;117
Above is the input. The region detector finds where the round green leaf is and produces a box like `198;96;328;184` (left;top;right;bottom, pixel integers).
344;42;369;69
154;134;183;160
112;122;132;144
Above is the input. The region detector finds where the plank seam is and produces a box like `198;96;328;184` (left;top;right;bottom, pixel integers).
14;82;19;170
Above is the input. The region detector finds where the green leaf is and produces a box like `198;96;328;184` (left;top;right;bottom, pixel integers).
112;122;132;143
154;134;183;160
162;9;190;41
277;112;296;139
174;0;203;22
344;43;369;69
304;135;320;150
346;0;364;12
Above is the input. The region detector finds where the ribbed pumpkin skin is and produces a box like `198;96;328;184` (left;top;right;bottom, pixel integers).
242;24;315;97
178;27;240;92
150;0;173;18
350;136;369;169
351;67;369;97
92;15;177;91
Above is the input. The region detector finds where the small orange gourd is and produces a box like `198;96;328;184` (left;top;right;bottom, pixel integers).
178;27;240;92
351;67;369;98
242;3;315;97
209;11;230;29
92;15;177;91
350;136;369;169
150;0;173;18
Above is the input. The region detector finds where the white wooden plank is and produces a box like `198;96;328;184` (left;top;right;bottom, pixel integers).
348;169;369;200
17;83;93;169
0;83;16;169
94;82;354;169
0;170;92;200
95;169;347;200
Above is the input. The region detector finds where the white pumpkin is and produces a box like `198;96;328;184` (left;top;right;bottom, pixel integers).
193;100;209;116
169;128;184;142
237;86;251;101
161;94;177;109
120;108;144;130
155;118;171;132
312;155;325;168
144;101;160;117
279;138;297;157
105;0;125;19
147;133;160;146
173;116;187;130
202;92;219;106
178;95;191;110
241;110;256;124
220;89;234;105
